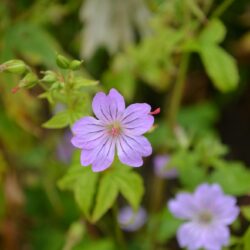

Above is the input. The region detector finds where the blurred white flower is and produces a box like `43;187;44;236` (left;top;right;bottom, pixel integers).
79;0;151;59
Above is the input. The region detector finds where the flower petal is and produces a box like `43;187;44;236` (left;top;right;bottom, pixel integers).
194;183;223;209
177;222;204;250
202;224;230;250
212;196;239;225
92;138;115;172
92;89;126;122
80;137;115;171
122;135;152;157
71;116;107;149
121;103;154;135
177;222;230;250
72;116;105;135
116;136;143;167
193;183;239;225
168;193;198;220
108;88;125;115
92;92;112;122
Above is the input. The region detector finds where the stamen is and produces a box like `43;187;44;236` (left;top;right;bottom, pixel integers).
198;212;213;224
149;107;160;115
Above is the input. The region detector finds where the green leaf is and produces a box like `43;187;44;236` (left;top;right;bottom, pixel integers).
199;44;239;92
114;167;144;210
74;171;99;218
58;165;99;219
2;22;61;67
243;227;250;250
74;77;99;89
157;210;182;243
210;161;250;195
171;150;207;190
241;206;250;221
92;172;119;222
42;111;70;129
199;19;226;44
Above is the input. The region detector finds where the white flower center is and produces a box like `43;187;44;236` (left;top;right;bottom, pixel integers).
108;122;122;137
197;211;213;224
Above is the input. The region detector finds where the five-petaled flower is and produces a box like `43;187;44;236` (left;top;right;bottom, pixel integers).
71;88;155;172
168;183;239;250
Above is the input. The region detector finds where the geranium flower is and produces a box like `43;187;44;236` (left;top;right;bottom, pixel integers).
118;206;147;232
168;183;239;250
153;154;178;179
71;88;157;172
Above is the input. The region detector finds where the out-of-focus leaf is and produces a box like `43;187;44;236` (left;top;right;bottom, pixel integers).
243;227;250;250
74;77;98;88
171;150;207;190
241;206;250;221
199;44;239;92
1;22;61;67
42;111;70;129
195;136;228;166
62;221;85;250
210;161;250;195
178;102;218;134
58;165;98;219
74;171;98;219
74;239;115;250
199;19;226;44
92;172;119;222
103;55;136;101
157;210;182;243
113;167;144;210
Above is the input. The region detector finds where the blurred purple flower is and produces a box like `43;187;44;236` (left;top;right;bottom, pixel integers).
118;206;147;232
71;88;156;172
168;183;239;250
57;130;74;164
153;154;178;179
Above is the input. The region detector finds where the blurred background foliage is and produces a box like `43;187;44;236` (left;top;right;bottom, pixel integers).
0;0;250;249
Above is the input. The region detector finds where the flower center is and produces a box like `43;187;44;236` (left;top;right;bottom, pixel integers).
108;122;122;137
198;211;213;224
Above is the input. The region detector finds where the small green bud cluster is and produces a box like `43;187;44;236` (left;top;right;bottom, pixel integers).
56;54;83;70
0;60;27;74
0;60;39;92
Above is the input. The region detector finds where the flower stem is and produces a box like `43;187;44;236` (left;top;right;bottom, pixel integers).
112;204;126;249
212;0;234;18
168;53;190;130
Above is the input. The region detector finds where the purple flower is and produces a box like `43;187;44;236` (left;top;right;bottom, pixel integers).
57;130;74;164
153;154;178;179
168;183;239;250
71;88;155;172
118;206;147;232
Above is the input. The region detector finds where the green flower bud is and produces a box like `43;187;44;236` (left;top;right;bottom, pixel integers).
56;54;70;69
19;72;38;88
1;60;27;74
69;60;83;70
42;71;57;83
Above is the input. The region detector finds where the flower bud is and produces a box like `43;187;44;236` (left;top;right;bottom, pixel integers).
1;60;27;74
56;54;70;69
69;60;83;70
41;71;57;83
19;72;38;88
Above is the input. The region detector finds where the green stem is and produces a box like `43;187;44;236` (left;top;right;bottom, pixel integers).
212;0;234;18
38;81;49;91
112;204;126;249
168;53;190;130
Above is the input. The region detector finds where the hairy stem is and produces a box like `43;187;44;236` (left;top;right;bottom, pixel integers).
168;53;190;130
112;204;126;249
